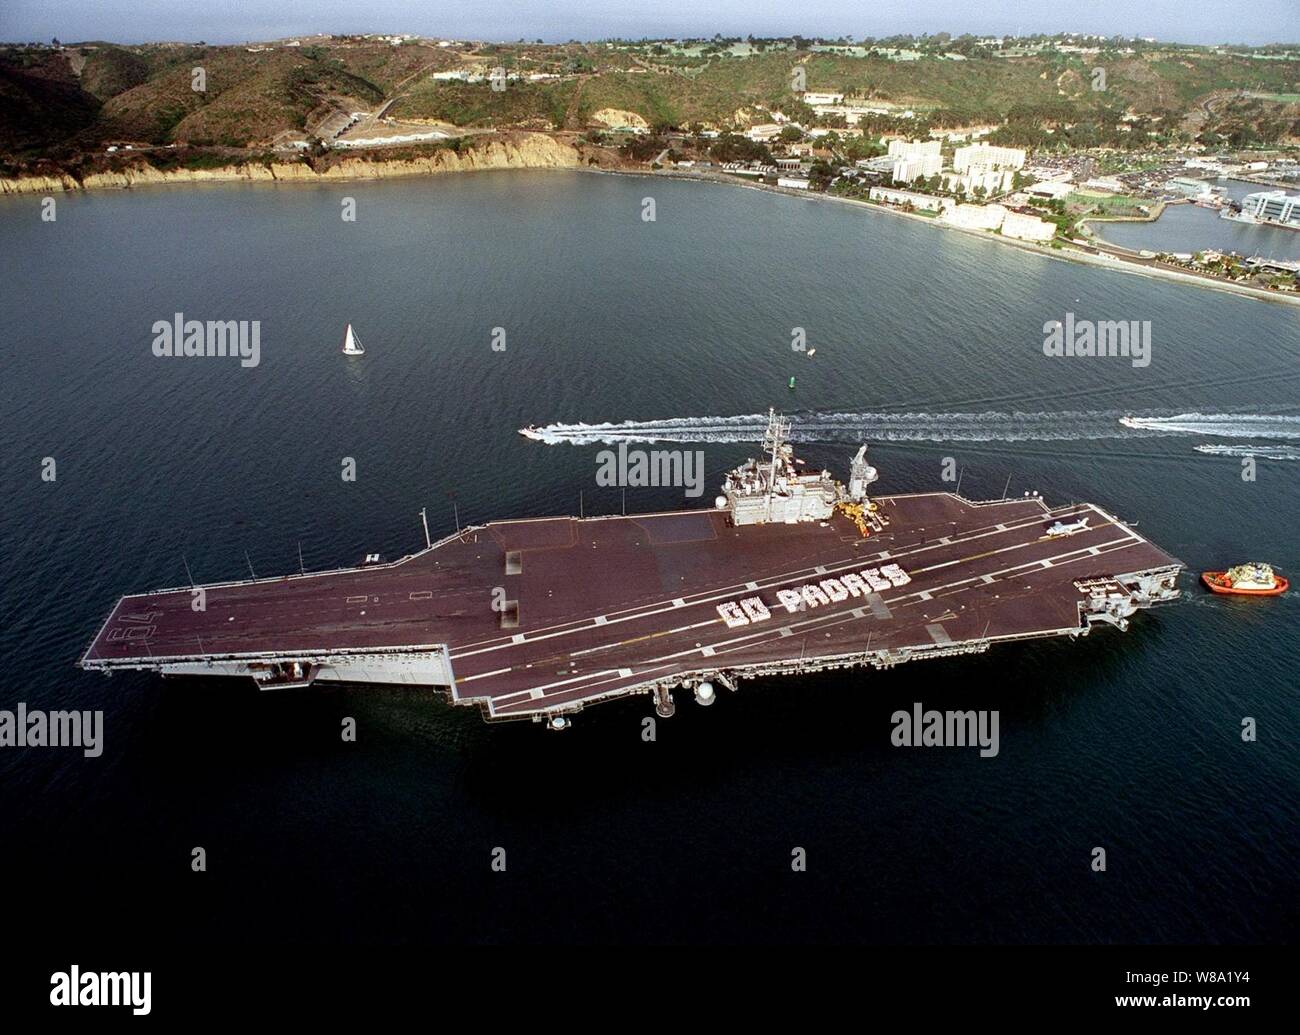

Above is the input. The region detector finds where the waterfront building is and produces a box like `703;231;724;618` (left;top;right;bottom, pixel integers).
1001;210;1056;242
867;186;947;212
1239;190;1300;227
941;202;1008;230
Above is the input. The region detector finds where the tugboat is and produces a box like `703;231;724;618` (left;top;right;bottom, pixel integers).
1201;562;1288;596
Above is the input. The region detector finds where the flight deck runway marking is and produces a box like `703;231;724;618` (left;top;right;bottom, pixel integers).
695;541;1152;671
904;536;1137;597
910;539;1141;607
455;533;1174;713
449;505;1098;663
567;618;718;659
491;663;679;715
628;536;1143;669
453;666;513;684
448;503;1092;658
909;523;1132;580
865;593;892;618
450;504;1089;655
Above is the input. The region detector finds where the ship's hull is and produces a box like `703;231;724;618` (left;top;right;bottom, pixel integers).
80;491;1183;724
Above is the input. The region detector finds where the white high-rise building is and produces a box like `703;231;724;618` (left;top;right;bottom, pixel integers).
887;139;942;184
893;154;943;183
953;143;1026;172
887;138;941;159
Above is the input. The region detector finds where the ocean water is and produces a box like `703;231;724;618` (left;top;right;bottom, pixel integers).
1;170;1297;944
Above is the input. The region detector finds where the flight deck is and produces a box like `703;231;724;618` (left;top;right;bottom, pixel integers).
81;482;1182;724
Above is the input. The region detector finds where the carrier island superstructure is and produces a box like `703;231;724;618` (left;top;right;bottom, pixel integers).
81;411;1183;727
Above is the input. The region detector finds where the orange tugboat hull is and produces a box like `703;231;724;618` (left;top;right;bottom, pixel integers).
1201;572;1288;596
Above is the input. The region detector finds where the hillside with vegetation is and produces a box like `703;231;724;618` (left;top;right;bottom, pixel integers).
1;32;1296;172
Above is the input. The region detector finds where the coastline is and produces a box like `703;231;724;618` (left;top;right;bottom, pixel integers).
0;132;587;196
4;142;1296;307
594;165;1300;308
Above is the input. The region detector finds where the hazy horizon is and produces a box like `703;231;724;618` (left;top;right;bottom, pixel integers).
4;0;1298;48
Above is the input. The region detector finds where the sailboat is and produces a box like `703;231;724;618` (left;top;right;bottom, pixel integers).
341;324;365;356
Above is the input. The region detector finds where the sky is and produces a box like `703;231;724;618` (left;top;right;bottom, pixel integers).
3;0;1297;47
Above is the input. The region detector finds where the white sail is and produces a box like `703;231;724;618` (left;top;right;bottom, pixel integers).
341;323;365;355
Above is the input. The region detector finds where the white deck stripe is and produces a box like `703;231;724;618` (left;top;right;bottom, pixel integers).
450;506;1098;661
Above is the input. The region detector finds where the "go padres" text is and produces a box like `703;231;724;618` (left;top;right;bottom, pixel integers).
717;564;911;628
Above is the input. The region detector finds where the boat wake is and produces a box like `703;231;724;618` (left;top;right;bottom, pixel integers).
522;410;1300;446
1119;413;1300;439
1194;443;1300;461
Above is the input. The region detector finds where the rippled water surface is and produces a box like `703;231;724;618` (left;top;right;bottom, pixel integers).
1;171;1297;944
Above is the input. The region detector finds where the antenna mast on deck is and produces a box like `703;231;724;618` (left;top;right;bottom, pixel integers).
763;407;792;522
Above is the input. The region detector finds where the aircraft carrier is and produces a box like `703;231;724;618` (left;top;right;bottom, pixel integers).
80;412;1183;727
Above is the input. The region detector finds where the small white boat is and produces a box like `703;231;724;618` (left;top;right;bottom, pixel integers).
807;348;816;357
341;324;365;356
